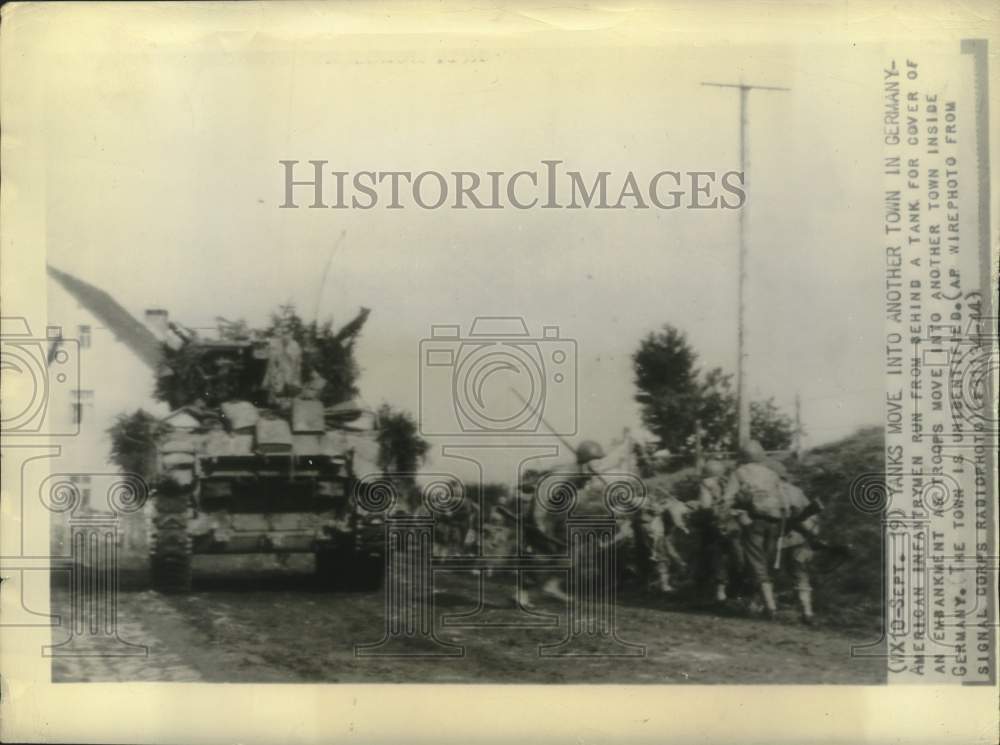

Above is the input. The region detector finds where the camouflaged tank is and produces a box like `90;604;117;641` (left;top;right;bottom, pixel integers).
149;342;384;593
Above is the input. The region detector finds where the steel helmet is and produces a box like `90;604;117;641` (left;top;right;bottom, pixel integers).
575;440;606;464
739;439;767;463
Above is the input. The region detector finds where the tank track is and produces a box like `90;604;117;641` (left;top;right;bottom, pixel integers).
149;488;193;593
314;520;385;592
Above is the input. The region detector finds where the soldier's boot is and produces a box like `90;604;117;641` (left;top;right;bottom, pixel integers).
797;589;815;625
760;581;778;620
656;564;676;593
715;583;728;603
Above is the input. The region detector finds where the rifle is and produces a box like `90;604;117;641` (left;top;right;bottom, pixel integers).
508;387;612;488
783;499;851;556
749;498;852;568
774;492;824;569
781;515;854;580
802;533;854;576
496;502;636;553
806;535;853;557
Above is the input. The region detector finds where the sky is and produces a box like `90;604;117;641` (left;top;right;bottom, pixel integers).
36;14;886;480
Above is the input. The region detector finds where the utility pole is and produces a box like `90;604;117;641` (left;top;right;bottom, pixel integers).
702;80;789;450
693;419;705;472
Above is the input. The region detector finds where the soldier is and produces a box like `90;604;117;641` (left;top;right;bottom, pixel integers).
480;493;514;560
646;487;691;592
776;472;821;625
720;440;786;619
434;490;479;558
698;459;746;603
577;440;680;594
633;458;693;594
518;440;608;604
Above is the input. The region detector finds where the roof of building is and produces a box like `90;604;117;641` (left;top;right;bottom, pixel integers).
47;264;162;370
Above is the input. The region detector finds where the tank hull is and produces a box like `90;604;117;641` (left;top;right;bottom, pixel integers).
148;398;385;592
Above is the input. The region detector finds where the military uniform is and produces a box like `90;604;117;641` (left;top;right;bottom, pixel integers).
638;485;690;592
722;443;820;623
720;441;787;618
777;479;819;623
517;459;594;604
520;440;628;602
721;462;786;586
480;498;515;557
698;468;745;601
570;456;686;593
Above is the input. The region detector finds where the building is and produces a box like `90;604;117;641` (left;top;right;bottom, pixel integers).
46;265;170;572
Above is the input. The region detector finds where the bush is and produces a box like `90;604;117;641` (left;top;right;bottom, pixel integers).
788;426;885;626
108;409;171;481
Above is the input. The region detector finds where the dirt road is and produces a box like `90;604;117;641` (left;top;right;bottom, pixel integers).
51;561;885;684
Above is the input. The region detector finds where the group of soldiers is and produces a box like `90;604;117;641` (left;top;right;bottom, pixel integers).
431;437;824;625
692;439;821;624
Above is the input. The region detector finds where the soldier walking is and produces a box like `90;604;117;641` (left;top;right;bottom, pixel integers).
775;471;821;625
639;483;691;593
722;441;823;624
720;440;787;619
515;440;608;604
698;459;746;603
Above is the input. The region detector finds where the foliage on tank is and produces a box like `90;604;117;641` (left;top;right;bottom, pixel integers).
155;304;371;411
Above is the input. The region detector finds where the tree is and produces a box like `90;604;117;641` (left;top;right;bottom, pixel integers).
632;324;796;458
632;325;735;453
375;404;430;481
265;304;371;407
108;409;171;481
750;398;796;451
694;366;738;451
156;338;257;410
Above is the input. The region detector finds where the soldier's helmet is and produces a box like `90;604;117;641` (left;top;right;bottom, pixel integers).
702;459;727;478
739;439;767;463
575;440;606;464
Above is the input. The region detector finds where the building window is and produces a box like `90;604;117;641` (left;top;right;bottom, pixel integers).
78;325;92;349
70;475;92;509
71;389;94;425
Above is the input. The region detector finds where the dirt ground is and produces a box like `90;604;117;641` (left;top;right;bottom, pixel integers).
51;557;886;684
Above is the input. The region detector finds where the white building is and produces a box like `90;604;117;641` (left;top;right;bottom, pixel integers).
46;265;170;572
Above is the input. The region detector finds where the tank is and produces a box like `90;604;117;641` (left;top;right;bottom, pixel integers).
148;338;385;593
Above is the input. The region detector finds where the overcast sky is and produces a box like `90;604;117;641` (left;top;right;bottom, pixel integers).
38;13;885;479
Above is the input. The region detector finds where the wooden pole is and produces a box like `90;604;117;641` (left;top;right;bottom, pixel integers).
701;81;789;450
737;85;750;450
